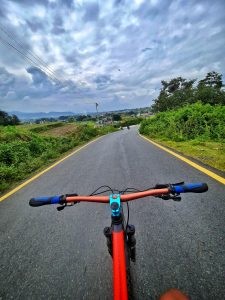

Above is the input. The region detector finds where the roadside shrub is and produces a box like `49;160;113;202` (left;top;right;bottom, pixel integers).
0;126;32;142
0;142;31;165
120;117;143;127
139;103;225;142
28;138;48;156
0;164;18;181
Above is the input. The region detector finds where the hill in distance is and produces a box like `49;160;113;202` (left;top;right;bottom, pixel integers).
8;111;78;120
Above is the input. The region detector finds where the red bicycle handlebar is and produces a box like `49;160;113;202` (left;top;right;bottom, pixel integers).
29;183;208;207
66;188;170;203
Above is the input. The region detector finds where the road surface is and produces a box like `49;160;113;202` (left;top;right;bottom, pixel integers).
0;127;225;299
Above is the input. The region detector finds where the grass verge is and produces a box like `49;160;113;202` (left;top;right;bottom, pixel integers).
147;137;225;172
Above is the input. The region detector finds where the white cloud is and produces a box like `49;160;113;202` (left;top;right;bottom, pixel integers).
23;95;30;101
5;91;16;99
6;13;25;27
33;5;46;18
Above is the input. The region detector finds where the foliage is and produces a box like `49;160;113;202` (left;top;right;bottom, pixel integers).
197;71;223;89
0;123;117;193
112;114;122;121
0;110;20;126
120;117;143;127
151;71;225;113
139;103;225;142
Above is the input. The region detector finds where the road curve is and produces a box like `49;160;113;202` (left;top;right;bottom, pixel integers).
0;127;225;300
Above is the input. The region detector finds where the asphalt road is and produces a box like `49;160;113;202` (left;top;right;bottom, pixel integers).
0;127;225;300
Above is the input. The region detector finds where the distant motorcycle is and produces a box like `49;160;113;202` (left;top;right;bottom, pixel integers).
127;125;130;129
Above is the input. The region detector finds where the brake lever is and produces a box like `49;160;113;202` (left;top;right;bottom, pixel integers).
57;205;66;211
170;194;181;201
154;182;184;189
155;194;181;201
57;201;79;211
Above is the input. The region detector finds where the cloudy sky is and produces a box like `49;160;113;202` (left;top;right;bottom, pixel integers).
0;0;225;113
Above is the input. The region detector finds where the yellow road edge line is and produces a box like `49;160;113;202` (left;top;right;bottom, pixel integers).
139;134;225;185
0;136;103;202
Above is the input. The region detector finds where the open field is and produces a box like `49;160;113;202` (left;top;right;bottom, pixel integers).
41;124;78;136
19;122;65;132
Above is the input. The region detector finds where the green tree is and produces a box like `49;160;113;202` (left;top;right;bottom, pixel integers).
198;71;222;89
151;77;196;112
0;111;20;125
112;114;121;121
0;111;9;125
76;115;87;122
196;71;225;105
151;71;225;113
9;114;20;125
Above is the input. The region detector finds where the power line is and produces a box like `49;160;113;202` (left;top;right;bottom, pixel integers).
0;24;61;80
0;23;70;84
0;38;64;86
0;35;61;84
0;23;75;88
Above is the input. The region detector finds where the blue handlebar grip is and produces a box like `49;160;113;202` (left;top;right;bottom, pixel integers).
29;196;61;207
171;183;208;194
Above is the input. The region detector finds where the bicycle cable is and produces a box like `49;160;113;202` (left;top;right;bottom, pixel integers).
126;202;130;230
89;185;115;195
88;184;178;227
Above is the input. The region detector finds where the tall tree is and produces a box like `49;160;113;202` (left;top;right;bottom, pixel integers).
198;71;223;89
0;110;20;125
10;114;20;125
0;110;9;125
196;71;225;105
151;77;196;112
112;114;121;121
151;71;225;113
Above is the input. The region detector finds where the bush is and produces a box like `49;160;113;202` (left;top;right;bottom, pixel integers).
120;117;143;127
139;103;225;142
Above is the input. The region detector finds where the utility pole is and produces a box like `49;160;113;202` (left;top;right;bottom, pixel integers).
95;102;99;114
83;102;100;125
95;102;99;125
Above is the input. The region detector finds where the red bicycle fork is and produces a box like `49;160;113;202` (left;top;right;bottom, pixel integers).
112;227;128;300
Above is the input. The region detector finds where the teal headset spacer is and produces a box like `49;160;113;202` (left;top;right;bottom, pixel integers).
110;194;121;217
